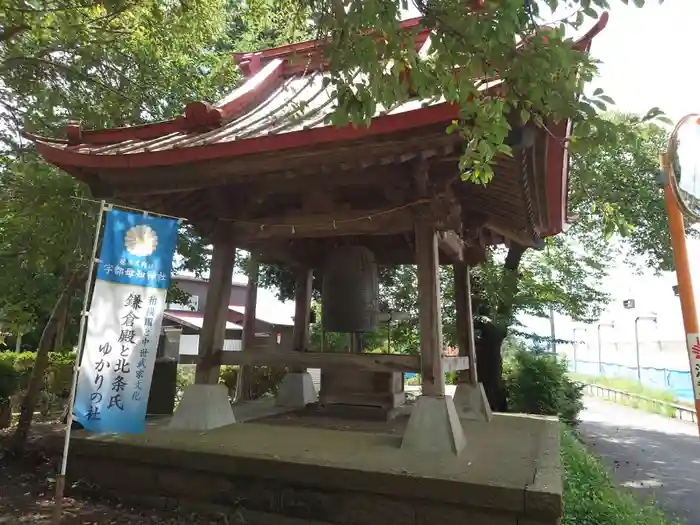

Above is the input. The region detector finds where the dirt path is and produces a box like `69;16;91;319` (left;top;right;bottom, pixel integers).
0;425;234;524
578;396;700;525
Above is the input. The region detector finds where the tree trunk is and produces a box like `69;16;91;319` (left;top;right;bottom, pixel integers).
53;296;69;351
11;271;82;453
473;243;528;412
476;323;508;411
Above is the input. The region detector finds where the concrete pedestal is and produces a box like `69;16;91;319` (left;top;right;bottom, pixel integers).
453;382;493;422
275;372;317;408
401;395;466;455
168;384;236;430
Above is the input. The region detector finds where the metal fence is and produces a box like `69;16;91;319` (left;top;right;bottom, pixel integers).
571;359;693;402
579;381;697;424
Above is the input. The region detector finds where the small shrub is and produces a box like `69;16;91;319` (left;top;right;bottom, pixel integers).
505;348;583;426
219;366;239;398
219;365;287;400
248;366;287;398
176;365;195;403
47;351;76;398
0;358;20;401
0;358;20;428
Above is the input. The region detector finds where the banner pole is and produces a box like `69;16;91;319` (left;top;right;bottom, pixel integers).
52;201;107;524
660;153;700;439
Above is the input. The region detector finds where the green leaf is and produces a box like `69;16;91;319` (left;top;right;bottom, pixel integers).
520;108;530;124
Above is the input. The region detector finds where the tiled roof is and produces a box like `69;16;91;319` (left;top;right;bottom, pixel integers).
61;69;475;158
31;13;608;171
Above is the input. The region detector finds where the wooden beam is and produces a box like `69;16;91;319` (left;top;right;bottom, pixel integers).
235;253;259;401
181;351;467;373
226;207;418;240
101;130;456;195
195;239;236;384
438;230;464;262
291;268;313;373
453;261;477;384
415;218;445;396
442;356;470;373
212;350;424;373
486;222;537;248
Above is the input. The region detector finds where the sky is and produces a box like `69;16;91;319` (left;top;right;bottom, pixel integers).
522;0;700;349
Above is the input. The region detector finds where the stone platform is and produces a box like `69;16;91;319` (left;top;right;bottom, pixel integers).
47;402;562;525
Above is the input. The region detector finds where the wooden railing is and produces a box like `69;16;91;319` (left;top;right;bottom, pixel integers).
579;381;697;424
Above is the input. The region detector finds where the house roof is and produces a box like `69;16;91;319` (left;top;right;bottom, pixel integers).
228;305;294;327
164;311;243;331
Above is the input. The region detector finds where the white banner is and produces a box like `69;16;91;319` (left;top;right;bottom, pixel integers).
75;280;166;433
74;208;179;433
686;334;700;401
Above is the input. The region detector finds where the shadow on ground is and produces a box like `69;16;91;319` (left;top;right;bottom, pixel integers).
579;397;700;525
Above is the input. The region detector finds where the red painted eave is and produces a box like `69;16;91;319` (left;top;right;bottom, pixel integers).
35;101;462;170
538;12;609;238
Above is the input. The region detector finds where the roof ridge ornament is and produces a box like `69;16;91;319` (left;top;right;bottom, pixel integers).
233;52;263;78
67;120;83;145
183;101;223;130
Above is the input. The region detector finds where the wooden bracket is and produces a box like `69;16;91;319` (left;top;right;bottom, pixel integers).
438;230;464;262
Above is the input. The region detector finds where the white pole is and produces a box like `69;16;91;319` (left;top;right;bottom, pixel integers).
52;201;106;524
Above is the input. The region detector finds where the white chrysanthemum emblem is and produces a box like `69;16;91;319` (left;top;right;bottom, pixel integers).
125;225;158;257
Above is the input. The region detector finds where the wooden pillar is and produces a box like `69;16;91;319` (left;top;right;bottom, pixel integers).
291;268;313;372
415;219;445;397
236;254;259;401
454;261;478;385
195;240;236;385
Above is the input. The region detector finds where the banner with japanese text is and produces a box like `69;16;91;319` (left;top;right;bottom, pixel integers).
686;333;700;401
74;209;179;434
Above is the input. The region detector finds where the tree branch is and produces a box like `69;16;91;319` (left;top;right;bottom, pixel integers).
0;25;30;43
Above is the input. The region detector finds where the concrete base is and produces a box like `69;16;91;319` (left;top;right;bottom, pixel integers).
47;411;564;525
453;382;493;422
401;395;466;455
275;372;317;408
168;384;236;430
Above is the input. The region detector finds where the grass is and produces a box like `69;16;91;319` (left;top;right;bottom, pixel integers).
561;427;677;525
569;373;692;418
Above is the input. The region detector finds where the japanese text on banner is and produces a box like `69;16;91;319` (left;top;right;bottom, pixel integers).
75;209;179;434
686;334;700;401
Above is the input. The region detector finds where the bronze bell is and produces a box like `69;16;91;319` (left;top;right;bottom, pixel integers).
321;245;379;333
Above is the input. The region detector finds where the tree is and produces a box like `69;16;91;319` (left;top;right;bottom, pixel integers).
567;113;696;272
0;0;309;451
267;0;670;182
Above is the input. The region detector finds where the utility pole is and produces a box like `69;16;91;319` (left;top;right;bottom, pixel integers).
661;114;700;439
546;243;556;354
549;307;556;354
